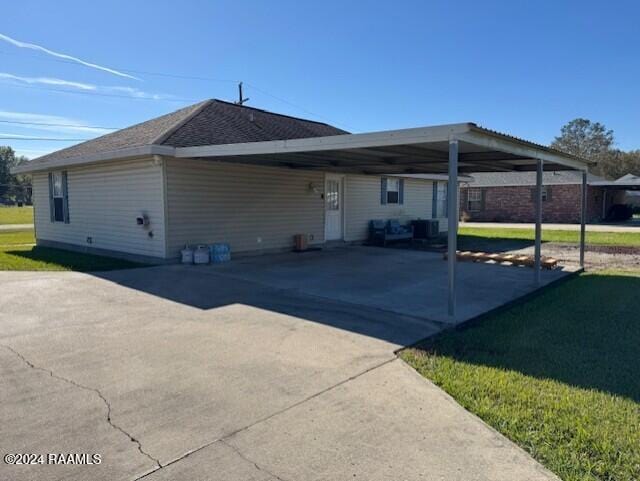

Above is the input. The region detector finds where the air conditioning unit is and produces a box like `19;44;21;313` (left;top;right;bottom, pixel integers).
425;219;439;238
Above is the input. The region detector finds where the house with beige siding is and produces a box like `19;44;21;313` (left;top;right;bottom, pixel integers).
16;100;456;263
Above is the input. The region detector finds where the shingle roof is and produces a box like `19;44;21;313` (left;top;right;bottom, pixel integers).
30;100;210;165
614;174;640;184
27;99;348;165
467;171;606;187
162;99;347;147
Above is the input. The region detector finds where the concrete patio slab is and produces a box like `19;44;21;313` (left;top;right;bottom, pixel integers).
207;246;575;323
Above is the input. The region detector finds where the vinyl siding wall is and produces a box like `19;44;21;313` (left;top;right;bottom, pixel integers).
33;158;166;258
345;176;448;241
165;158;325;257
165;160;450;258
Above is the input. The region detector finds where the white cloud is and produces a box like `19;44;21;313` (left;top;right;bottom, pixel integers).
0;111;113;135
0;32;140;80
0;72;172;102
106;86;168;100
0;72;96;90
13;148;54;159
0;132;81;139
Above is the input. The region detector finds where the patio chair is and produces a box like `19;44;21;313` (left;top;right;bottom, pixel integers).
369;219;414;246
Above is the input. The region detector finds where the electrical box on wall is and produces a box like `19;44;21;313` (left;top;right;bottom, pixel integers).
136;214;150;227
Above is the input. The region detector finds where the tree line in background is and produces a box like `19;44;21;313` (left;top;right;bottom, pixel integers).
0;146;32;205
0;117;637;205
551;118;640;179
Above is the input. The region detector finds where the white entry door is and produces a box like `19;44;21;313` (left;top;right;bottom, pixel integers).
325;175;344;240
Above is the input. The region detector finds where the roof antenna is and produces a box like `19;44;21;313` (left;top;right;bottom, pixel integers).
235;82;249;105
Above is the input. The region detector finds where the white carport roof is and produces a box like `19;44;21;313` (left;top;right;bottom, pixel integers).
13;122;593;174
173;123;592;175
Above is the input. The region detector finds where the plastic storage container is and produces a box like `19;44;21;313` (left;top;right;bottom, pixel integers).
193;245;210;264
181;246;194;264
210;243;231;263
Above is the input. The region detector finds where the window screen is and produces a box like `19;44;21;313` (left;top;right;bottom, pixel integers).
436;182;448;217
49;171;68;223
386;178;399;204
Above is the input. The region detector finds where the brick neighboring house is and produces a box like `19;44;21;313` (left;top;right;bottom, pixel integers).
460;171;610;223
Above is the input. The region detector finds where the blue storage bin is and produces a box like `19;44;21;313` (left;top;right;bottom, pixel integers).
209;243;231;263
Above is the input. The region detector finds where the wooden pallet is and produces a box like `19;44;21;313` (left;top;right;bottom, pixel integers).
444;250;558;269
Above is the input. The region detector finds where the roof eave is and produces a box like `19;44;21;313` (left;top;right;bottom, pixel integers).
174;123;473;159
462;125;594;171
11;144;176;174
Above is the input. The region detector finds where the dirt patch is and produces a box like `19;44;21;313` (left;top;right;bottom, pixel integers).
455;236;640;271
510;243;640;271
584;245;640;255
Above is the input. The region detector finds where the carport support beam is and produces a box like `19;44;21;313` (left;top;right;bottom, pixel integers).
534;159;543;285
580;170;587;267
447;138;458;318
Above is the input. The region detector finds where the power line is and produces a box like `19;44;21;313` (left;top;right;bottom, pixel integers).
0;48;352;129
0;119;119;130
2;82;200;103
0;136;89;141
243;82;353;131
0;48;239;83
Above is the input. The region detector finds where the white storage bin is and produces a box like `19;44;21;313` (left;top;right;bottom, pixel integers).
193;245;210;265
181;247;194;264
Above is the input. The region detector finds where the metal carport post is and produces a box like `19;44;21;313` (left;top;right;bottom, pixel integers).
534;159;543;285
447;138;458;317
580;170;587;267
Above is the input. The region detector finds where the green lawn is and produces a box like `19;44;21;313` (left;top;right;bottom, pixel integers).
0;230;145;271
459;226;640;247
401;270;640;481
0;229;35;246
0;206;34;224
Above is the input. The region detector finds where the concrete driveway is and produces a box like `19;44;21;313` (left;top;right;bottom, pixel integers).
1;250;560;481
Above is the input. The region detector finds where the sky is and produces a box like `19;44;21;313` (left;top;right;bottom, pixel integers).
1;0;639;159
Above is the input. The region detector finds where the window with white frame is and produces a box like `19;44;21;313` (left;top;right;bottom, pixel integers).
435;182;447;217
386;178;400;204
467;188;482;212
49;171;68;223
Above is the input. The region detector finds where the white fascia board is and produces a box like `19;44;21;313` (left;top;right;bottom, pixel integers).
393;173;474;182
11;145;176;174
459;129;593;171
590;181;640;187
175;123;472;158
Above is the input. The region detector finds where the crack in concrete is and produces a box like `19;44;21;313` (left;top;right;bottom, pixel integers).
135;356;397;480
1;344;162;469
219;439;288;481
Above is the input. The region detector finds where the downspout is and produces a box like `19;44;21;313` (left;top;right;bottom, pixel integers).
154;154;170;260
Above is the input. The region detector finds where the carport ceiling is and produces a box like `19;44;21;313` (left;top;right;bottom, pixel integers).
175;122;593;175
